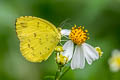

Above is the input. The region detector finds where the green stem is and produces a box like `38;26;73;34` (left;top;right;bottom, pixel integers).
55;65;62;80
55;66;70;80
59;66;70;79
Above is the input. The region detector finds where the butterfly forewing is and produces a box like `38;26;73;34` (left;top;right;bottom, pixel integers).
16;16;61;62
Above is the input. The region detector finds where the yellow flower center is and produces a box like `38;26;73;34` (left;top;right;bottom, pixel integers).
69;25;89;45
95;47;103;57
116;58;120;67
111;57;120;67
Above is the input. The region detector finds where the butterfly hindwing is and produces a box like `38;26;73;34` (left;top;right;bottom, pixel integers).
16;16;61;62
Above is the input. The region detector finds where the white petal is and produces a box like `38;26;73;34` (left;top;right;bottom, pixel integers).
71;45;85;69
61;29;71;36
82;43;99;65
112;49;120;57
108;56;120;72
62;40;74;61
109;62;119;72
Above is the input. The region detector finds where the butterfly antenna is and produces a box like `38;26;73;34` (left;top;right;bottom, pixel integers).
59;18;72;28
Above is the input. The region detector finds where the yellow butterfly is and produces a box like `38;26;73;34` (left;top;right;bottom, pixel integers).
16;16;61;62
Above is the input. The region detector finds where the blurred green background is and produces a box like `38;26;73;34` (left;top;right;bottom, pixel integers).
0;0;120;80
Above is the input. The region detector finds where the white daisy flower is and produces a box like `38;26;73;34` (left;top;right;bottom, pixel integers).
60;25;102;69
108;49;120;72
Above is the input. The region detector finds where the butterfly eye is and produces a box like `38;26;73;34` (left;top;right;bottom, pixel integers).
57;27;62;32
